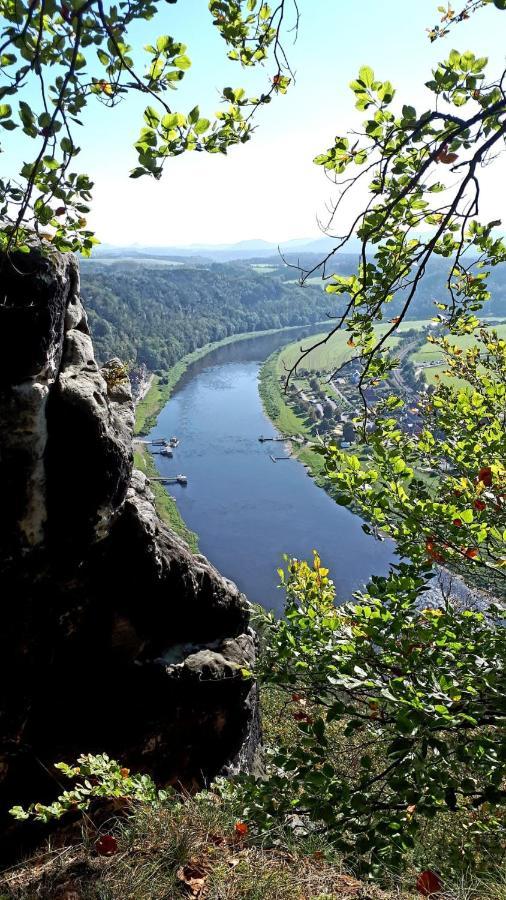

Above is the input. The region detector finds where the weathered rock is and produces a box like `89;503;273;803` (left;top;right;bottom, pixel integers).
0;244;258;859
0;247;79;560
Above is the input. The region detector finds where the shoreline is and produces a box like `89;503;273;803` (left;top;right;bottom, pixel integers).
258;347;331;490
258;338;501;608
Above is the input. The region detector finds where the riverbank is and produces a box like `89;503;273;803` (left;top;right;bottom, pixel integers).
258;349;328;487
133;443;199;552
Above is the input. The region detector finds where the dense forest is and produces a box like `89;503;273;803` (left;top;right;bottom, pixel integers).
81;262;329;369
81;255;506;370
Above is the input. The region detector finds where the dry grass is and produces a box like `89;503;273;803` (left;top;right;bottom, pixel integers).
3;793;504;900
0;799;402;900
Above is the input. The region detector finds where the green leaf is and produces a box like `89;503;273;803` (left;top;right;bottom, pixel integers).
194;118;210;134
161;112;186;129
174;54;191;70
144;106;160;127
60;136;74;154
156;35;173;52
18;101;35;128
188;105;199;124
358;65;374;88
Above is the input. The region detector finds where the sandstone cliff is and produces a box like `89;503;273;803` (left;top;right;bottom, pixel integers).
0;244;257;855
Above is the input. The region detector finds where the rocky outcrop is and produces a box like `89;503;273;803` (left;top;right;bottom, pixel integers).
0;244;257;856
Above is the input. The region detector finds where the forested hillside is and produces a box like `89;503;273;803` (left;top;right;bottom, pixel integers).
81;256;506;370
81;263;330;369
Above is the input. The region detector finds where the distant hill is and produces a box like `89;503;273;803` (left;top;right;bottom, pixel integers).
81;256;506;373
88;236;363;263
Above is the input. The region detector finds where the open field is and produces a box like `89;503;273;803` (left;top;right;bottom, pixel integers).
410;323;506;384
274;322;422;375
283;275;325;286
250;264;278;273
274;320;506;386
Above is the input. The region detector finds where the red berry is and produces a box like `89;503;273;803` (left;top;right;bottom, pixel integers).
474;499;486;511
452;518;462;527
95;834;118;856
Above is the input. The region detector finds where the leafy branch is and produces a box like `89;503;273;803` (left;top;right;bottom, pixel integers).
0;0;296;256
283;9;506;415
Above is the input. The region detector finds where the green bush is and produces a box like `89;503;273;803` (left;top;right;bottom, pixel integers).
236;553;506;877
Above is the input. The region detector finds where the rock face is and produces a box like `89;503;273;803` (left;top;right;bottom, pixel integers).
0;245;257;854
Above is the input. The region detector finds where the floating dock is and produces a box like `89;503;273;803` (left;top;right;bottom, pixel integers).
150;475;187;485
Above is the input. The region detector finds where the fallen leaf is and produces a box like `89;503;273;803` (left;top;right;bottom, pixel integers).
417;869;443;896
464;547;478;559
58;889;81;900
177;861;208;897
208;833;225;846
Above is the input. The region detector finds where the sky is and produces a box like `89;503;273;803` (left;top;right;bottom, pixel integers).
3;0;506;246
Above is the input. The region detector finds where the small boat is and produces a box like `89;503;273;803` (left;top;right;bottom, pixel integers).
169;436;180;447
160;448;173;458
176;474;187;484
152;438;168;446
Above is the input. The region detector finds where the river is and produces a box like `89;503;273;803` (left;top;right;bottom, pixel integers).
147;327;397;614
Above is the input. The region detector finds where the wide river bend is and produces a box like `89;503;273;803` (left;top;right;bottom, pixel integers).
147;328;396;614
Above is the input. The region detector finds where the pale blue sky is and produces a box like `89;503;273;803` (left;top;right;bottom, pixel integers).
4;0;506;245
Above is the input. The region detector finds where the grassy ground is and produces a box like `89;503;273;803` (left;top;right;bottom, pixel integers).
259;352;328;485
134;376;172;436
2;686;504;900
0;795;402;899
